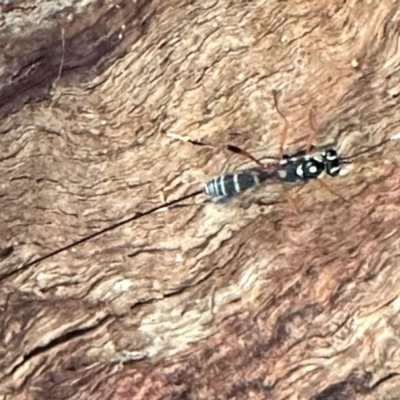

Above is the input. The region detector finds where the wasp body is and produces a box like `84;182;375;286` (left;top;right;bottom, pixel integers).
203;168;278;202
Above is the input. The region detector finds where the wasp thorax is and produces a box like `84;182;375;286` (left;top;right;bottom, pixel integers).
323;149;343;176
302;158;325;179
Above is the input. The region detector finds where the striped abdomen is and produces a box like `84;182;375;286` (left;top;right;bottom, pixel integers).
204;170;261;199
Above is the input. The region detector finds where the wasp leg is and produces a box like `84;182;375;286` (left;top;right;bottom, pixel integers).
306;105;318;154
272;90;289;160
166;133;266;169
282;189;300;215
226;145;266;169
318;179;349;203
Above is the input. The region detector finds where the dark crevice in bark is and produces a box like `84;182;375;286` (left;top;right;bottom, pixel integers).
0;0;158;119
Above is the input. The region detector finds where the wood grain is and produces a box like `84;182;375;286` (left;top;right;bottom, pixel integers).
1;0;400;399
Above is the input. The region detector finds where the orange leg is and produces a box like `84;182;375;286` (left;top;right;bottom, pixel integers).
282;189;300;215
165;132;266;169
307;107;348;203
272;90;289;160
272;90;301;214
225;144;265;169
317;179;349;203
255;190;298;215
306;105;318;154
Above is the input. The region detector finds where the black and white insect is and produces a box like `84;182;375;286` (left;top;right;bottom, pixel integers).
169;91;396;210
10;92;397;273
177;143;352;209
170;91;352;206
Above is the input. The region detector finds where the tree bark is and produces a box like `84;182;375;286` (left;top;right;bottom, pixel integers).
1;0;400;399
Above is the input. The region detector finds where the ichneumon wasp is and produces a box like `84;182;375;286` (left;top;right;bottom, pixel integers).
3;91;397;274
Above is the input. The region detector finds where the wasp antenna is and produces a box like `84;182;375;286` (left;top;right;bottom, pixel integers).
342;159;353;165
272;89;289;160
344;137;394;162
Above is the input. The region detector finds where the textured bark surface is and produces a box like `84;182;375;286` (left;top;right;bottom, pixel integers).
1;0;400;399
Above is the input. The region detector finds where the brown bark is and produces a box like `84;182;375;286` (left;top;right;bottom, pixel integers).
1;0;400;399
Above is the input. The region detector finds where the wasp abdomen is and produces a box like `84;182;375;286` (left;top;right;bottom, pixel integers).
204;170;261;198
